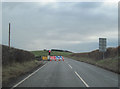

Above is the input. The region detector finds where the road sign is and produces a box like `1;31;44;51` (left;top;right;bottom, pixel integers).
42;56;48;60
99;38;107;52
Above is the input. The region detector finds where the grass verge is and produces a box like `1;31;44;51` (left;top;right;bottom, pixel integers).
66;56;119;73
2;60;44;86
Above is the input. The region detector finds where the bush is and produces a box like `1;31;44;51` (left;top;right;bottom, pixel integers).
2;45;35;66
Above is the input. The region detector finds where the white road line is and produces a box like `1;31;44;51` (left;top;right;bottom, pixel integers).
68;64;72;69
74;71;89;87
11;62;49;89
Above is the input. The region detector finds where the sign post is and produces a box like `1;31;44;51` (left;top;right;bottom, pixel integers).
99;38;107;59
9;23;11;48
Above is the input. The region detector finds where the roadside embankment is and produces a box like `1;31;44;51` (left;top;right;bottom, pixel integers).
2;45;44;86
66;46;120;73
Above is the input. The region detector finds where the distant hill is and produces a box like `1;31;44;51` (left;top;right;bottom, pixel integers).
32;50;72;57
69;46;119;60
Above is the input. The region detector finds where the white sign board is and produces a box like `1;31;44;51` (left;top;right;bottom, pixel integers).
99;38;107;52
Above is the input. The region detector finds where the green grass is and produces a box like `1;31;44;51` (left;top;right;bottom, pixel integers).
2;60;43;85
67;55;119;73
51;51;72;56
32;50;49;56
32;50;72;57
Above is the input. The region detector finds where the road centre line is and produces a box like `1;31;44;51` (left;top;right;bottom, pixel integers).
74;71;89;87
68;64;72;69
11;62;49;89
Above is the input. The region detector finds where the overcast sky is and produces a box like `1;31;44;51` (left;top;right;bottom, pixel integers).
2;2;118;52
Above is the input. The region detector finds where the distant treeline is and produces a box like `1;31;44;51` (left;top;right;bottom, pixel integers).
51;49;72;53
2;45;35;66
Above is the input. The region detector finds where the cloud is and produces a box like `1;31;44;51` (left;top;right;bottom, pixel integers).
2;2;118;52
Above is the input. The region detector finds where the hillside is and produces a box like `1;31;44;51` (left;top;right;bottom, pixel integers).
2;45;44;86
66;46;119;73
69;46;119;60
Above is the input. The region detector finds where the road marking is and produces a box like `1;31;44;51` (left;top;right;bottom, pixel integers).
11;62;49;89
74;71;89;87
68;64;72;69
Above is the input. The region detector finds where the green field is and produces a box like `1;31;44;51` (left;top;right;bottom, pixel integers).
32;50;72;57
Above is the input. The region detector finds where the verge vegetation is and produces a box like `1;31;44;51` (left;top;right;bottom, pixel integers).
3;60;43;86
66;46;119;74
2;45;44;86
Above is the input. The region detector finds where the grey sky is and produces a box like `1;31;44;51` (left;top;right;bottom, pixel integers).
2;2;118;52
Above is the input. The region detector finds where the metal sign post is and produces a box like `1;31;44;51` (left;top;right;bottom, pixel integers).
99;38;107;59
9;23;11;48
103;52;104;59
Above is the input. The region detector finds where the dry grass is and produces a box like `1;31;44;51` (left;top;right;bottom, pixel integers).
96;57;118;72
66;46;119;73
69;46;119;60
2;60;43;85
67;56;119;73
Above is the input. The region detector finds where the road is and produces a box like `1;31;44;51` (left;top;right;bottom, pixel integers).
13;57;118;88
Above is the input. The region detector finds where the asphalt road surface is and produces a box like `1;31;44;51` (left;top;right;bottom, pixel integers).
13;58;118;88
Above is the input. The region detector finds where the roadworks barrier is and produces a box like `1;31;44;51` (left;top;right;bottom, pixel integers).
41;56;64;61
42;56;48;61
